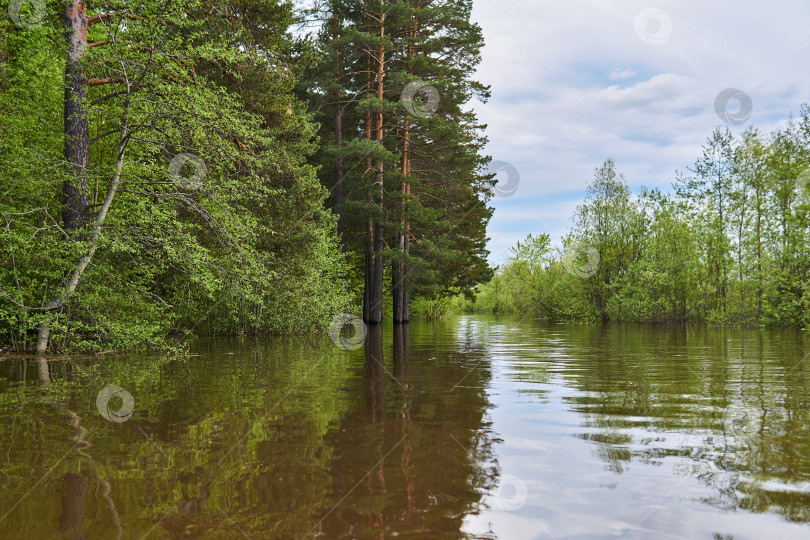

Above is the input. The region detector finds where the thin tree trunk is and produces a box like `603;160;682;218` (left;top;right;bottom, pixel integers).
64;0;90;232
363;49;375;323
36;314;54;354
369;5;386;325
717;172;727;310
400;2;415;323
393;127;410;323
402;183;410;321
755;185;763;318
36;119;130;353
371;221;384;324
364;218;373;322
332;11;346;256
393;5;419;324
392;260;403;322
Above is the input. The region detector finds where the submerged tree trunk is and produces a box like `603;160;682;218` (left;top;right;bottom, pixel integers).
63;0;89;232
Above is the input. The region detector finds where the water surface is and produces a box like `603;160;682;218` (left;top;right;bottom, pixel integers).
1;315;809;539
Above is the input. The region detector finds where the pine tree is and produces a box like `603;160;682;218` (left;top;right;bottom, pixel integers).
304;0;493;323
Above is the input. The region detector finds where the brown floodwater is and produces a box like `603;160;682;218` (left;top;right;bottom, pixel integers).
1;315;809;539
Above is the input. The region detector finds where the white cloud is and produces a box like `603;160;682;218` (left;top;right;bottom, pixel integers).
609;68;636;81
471;0;810;262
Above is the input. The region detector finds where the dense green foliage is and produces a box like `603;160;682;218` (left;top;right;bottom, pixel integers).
475;110;810;326
0;0;494;351
0;0;351;352
300;0;493;322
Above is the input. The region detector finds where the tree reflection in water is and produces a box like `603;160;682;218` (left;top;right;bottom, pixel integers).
5;318;808;538
0;320;495;539
316;322;496;537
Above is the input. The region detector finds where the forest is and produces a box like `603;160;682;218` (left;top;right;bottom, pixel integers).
472;115;810;326
3;3;810;538
4;0;810;356
0;0;493;353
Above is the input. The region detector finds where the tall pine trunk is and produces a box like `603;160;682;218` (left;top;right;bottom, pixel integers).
63;0;89;232
364;217;373;321
393;124;409;323
369;6;386;325
393;5;419;323
363;46;375;323
37;0;91;353
332;11;346;257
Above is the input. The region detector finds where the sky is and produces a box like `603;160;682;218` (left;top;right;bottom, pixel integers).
468;0;810;265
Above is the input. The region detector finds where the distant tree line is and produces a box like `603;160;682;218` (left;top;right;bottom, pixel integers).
0;0;493;352
472;109;810;326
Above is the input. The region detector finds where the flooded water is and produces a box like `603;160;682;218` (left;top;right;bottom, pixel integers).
1;315;810;539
